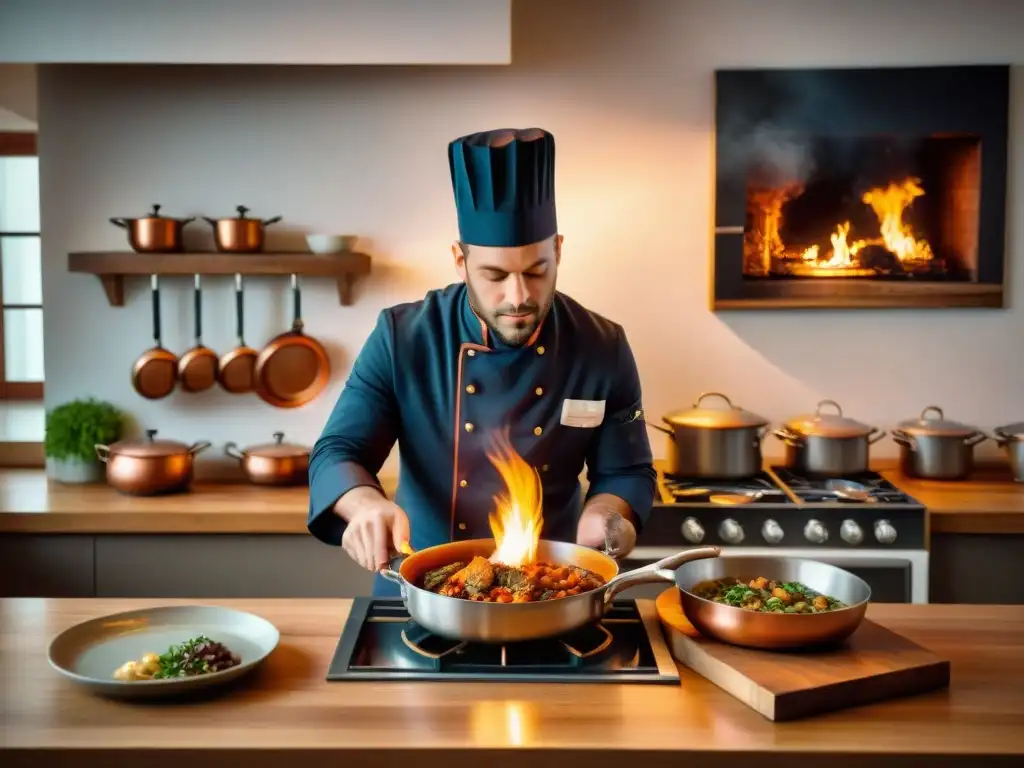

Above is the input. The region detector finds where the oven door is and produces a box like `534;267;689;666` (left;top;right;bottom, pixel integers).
619;547;929;603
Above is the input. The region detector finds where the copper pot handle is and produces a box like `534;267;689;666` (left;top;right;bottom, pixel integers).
109;218;128;229
95;444;111;462
261;215;283;226
188;441;212;456
224;442;245;461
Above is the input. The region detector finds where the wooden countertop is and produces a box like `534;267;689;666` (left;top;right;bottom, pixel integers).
2;599;1021;767
2;463;1024;536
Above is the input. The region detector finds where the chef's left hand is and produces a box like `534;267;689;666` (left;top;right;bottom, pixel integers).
576;505;637;559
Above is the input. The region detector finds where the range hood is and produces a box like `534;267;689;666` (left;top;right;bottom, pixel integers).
0;0;511;65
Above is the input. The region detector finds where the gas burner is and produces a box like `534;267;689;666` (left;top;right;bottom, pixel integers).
662;472;791;504
326;599;679;684
770;467;919;505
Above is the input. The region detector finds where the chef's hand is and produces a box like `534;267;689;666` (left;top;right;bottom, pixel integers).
340;495;411;572
576;503;637;559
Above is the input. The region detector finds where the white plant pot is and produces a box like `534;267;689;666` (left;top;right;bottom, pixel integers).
46;456;105;484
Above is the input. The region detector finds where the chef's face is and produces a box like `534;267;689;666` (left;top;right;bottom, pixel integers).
454;234;562;347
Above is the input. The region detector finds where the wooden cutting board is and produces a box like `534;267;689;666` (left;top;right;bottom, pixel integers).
655;587;951;721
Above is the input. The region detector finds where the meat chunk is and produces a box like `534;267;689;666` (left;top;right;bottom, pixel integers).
440;556;495;597
422;562;465;592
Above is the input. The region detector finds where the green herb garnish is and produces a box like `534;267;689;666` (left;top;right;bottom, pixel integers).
152;635;223;679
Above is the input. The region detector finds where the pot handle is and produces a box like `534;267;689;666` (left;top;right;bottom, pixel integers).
261;215;283;226
772;427;803;446
920;405;944;421
602;546;720;606
202;216;218;226
646;421;673;436
867;427;888;444
188;440;212;455
694;392;735;409
891;429;915;448
965;432;989;447
993;428;1018;447
816;399;844;416
224;442;245;461
95;444;110;462
109;218;128;229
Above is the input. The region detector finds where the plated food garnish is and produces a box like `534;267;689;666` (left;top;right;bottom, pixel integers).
692;576;847;613
421;556;607;602
113;635;240;681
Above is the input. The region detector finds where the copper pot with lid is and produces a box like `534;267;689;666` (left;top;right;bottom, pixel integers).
773;399;886;477
224;432;309;486
95;429;212;496
203;205;282;253
110;204;194;253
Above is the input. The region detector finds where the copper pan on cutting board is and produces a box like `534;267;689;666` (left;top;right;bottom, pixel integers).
253;274;330;409
132;275;177;400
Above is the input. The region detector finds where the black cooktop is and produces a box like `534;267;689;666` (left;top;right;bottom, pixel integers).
326;598;679;684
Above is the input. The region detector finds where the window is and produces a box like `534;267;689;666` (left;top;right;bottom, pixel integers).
0;132;43;400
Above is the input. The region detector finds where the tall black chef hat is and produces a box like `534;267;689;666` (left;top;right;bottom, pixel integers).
448;128;557;248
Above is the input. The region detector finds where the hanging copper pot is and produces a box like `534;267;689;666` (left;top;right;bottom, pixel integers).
224;432;310;486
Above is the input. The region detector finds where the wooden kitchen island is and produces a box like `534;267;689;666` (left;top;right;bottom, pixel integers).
2;599;1021;767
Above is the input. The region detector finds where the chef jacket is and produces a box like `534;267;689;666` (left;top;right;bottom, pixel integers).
307;281;656;596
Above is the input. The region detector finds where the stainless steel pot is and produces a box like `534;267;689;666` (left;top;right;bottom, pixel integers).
993;421;1024;482
773;399;885;477
647;392;769;479
380;538;720;643
893;406;988;480
95;429;211;496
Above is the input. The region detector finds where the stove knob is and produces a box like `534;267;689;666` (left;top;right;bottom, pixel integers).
840;519;863;545
681;516;705;544
761;519;784;545
803;519;829;544
719;518;745;544
874;519;898;545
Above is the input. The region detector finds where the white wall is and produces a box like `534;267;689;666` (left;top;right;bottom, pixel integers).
36;0;1024;477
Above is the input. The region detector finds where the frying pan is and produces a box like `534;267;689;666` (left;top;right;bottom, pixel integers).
253;273;330;408
673;555;871;650
217;273;258;394
379;538;720;643
177;274;218;393
131;275;178;400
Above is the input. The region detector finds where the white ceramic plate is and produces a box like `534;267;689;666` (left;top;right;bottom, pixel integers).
47;604;280;699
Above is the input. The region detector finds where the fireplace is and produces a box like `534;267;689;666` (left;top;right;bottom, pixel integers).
711;65;1009;310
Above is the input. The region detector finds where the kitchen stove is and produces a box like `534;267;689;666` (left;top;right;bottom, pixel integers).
630;465;930;603
327;598;680;684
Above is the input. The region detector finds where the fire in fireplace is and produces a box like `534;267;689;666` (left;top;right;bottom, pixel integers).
712;65;1009;310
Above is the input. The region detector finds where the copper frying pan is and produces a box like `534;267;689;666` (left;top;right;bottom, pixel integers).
217;273;258;393
178;274;218;393
254;274;330;408
132;275;178;399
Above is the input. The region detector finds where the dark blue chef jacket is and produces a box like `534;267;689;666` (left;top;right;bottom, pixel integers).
307;282;656;596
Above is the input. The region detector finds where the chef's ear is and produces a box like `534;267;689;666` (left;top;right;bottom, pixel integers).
453;240;468;279
555;234;563;265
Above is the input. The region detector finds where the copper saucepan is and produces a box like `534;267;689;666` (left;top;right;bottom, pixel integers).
110;204;194;253
132;275;178;400
178;274;218;393
203;205;282;253
224;432;310;486
380;538;721;644
217;273;258;394
674;555;872;650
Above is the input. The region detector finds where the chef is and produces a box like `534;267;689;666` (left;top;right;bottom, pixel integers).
307;127;656;597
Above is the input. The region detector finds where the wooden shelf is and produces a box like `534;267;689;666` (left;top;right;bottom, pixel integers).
67;251;372;307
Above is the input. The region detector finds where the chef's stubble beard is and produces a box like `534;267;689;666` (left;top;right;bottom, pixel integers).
465;275;553;348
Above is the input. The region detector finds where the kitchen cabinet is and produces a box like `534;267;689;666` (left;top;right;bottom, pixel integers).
92;534;374;598
0;0;511;65
0;534;94;597
929;533;1024;604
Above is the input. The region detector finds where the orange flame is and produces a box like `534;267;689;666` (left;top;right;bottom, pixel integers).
485;429;543;568
746;176;935;278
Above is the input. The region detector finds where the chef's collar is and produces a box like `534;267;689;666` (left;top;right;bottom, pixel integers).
459;284;546;350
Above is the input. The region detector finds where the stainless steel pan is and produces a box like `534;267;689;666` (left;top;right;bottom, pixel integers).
380;538;720;643
674;555;871;650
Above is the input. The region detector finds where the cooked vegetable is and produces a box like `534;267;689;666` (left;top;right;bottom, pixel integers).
112;635;241;681
422;556;606;602
692;576;846;613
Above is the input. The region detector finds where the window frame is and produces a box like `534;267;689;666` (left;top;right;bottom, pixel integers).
0;131;44;400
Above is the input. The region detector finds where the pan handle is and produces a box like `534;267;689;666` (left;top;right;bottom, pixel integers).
150;274;162;346
602;545;720;606
193;274;203;344
234;273;246;345
290;273;304;331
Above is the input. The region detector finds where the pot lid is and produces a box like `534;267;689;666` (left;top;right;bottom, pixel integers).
784;399;875;439
137;204;170;220
108;429;192;457
245;432;310;458
994;421;1024;439
227;205;253;220
898;406;979;437
663;392;769;429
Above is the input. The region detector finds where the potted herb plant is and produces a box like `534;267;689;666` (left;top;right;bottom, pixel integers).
45;398;125;484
